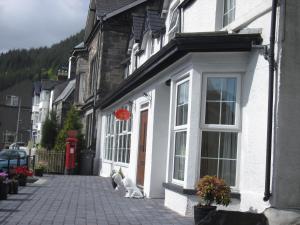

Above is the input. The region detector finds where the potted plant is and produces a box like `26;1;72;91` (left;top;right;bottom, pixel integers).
34;162;47;177
15;166;33;186
0;172;8;200
194;175;231;224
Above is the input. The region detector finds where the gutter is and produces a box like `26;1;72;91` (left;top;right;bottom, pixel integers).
264;0;278;202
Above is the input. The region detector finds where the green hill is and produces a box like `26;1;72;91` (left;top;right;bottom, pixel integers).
0;30;84;90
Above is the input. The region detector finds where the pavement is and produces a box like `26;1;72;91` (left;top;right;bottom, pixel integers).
0;175;193;225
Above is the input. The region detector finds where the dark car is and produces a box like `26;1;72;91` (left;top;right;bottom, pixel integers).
0;149;27;171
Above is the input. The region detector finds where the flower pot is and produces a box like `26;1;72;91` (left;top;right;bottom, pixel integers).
0;182;8;200
194;205;217;224
18;176;27;186
34;168;43;177
8;180;19;194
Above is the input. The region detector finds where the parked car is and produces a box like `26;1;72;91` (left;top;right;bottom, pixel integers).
0;149;27;171
9;142;29;155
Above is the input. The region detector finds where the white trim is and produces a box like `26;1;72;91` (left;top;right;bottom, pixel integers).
198;73;242;189
171;75;190;185
201;73;241;131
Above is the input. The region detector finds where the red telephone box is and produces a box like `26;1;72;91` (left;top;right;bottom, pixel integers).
65;137;78;175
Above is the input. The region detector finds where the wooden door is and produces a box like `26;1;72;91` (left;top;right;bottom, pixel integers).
136;109;148;187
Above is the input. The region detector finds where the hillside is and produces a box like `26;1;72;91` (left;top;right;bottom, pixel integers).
0;30;84;90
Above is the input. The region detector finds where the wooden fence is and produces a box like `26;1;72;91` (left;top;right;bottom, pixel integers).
36;150;65;174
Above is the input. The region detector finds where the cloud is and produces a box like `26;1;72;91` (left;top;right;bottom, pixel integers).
0;0;89;53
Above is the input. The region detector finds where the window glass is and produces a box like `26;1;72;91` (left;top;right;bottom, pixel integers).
200;131;237;186
205;77;237;125
173;131;187;181
223;0;236;27
176;81;189;126
104;105;132;164
168;0;180;40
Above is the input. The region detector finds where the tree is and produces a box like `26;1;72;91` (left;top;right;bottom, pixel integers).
41;111;58;150
54;106;84;152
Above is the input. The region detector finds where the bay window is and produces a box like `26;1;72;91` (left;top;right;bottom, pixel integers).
173;78;189;182
200;74;240;187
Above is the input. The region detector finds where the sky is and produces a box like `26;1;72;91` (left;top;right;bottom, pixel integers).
0;0;90;53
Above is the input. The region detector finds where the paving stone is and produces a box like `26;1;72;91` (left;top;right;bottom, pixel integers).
0;175;193;225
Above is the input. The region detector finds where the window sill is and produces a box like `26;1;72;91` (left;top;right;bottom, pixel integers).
162;182;240;200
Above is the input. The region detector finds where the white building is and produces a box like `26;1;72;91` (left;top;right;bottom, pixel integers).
31;80;60;144
94;0;300;218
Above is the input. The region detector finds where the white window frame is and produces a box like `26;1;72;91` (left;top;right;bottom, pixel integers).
201;73;241;131
103;105;132;165
6;95;19;107
223;0;236;27
172;76;190;185
199;73;241;189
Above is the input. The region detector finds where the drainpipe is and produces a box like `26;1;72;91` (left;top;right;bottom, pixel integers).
264;0;278;202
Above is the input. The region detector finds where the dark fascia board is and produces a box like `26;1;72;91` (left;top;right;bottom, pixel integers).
97;32;262;109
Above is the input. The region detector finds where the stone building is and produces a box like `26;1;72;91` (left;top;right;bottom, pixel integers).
0;80;33;148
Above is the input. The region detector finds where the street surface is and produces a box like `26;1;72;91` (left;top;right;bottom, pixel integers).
0;175;193;225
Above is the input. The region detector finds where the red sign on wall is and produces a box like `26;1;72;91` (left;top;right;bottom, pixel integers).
114;108;131;120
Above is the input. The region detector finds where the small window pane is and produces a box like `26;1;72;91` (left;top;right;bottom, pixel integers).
200;159;218;177
201;132;219;158
220;132;237;159
221;102;235;125
222;78;236;101
207;78;222;100
219;160;236;186
205;102;220;124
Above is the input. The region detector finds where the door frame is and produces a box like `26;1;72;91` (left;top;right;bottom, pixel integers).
135;101;150;187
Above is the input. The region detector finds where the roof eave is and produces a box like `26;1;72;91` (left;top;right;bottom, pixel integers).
97;32;262;109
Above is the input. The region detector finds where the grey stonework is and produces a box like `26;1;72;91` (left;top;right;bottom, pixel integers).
0;80;33;148
0;175;193;225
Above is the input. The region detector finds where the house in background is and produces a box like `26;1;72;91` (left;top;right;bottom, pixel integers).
31;80;60;144
51;79;76;128
88;0;300;219
0;80;33;148
73;0;156;170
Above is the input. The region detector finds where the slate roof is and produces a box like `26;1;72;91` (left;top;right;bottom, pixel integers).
132;15;145;42
54;79;76;103
53;81;69;101
41;80;60;91
146;9;165;35
95;0;139;17
33;81;41;95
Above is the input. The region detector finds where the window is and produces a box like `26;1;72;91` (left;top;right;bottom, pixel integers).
5;95;19;106
200;74;240;187
104;105;132;164
168;0;180;40
3;131;15;145
173;78;189;182
223;0;236;27
86;113;93;148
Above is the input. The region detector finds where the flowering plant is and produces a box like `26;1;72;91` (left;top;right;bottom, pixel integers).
15;166;33;178
0;172;8;182
196;175;231;207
